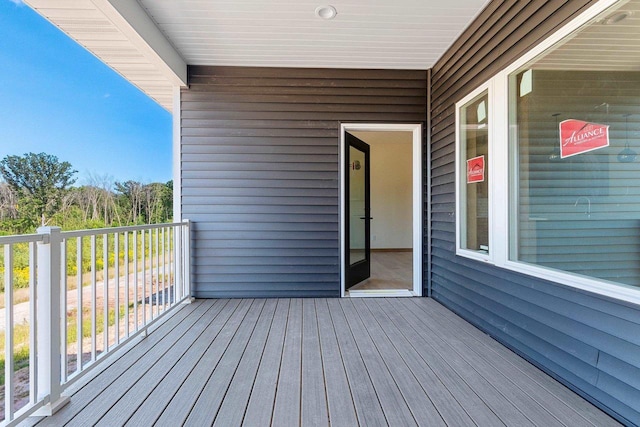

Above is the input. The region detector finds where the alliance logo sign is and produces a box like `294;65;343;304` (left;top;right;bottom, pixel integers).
466;155;485;183
559;119;609;158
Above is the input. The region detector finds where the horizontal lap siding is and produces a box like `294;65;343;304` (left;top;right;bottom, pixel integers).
430;0;640;424
183;66;426;298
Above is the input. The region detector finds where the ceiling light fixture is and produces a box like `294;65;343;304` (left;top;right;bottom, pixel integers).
315;5;337;20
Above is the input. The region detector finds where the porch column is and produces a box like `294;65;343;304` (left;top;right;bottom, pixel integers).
34;226;70;415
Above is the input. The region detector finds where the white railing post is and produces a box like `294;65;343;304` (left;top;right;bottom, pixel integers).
182;220;193;302
173;225;181;302
35;226;70;415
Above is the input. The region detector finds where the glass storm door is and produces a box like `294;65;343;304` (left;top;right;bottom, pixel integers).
345;132;371;289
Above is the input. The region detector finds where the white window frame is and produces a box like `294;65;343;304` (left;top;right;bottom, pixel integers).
455;83;495;263
455;0;640;306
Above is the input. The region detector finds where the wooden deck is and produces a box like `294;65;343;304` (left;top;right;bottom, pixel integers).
30;298;619;426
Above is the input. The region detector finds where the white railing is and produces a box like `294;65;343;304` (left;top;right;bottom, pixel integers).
0;221;191;425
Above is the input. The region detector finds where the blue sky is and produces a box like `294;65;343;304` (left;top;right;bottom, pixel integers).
0;0;172;184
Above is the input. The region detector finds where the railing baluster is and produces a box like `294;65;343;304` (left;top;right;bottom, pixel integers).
168;227;171;306
60;239;67;384
124;231;129;338
103;233;108;354
155;228;159;317
133;230;138;332
5;243;15;421
29;241;38;405
76;237;83;373
181;224;186;300
114;232;120;345
174;227;184;299
91;235;97;362
184;220;191;299
141;229;146;326
149;229;153;320
171;226;176;304
162;227;166;311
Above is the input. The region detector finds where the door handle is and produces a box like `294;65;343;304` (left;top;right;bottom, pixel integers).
359;217;373;220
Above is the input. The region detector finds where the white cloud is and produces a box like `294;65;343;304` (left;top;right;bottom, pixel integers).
8;0;25;6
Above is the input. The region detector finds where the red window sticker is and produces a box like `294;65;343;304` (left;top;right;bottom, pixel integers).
559;119;609;158
466;155;485;183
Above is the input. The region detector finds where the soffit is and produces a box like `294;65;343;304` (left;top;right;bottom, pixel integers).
25;0;186;112
138;0;490;70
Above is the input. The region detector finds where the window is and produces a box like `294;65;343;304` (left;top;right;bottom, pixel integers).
457;88;490;259
455;0;640;303
508;0;640;290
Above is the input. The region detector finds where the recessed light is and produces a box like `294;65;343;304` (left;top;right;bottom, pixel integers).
601;11;630;25
315;5;337;20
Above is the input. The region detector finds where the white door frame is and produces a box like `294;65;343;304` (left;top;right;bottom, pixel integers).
340;123;423;297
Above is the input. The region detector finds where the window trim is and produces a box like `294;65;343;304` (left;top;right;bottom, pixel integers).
454;0;640;306
455;83;494;263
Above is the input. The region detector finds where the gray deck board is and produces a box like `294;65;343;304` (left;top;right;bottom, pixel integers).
153;298;252;425
96;298;231;426
301;299;329;426
375;298;511;426
184;299;266;425
271;298;302;426
315;299;359;427
336;299;418;426
73;300;225;426
326;298;388;427
367;298;478;426
32;298;620;427
417;298;616;427
405;298;597;426
397;298;564;426
350;299;446;426
388;298;536;426
242;299;289;426
124;298;238;426
213;298;278;426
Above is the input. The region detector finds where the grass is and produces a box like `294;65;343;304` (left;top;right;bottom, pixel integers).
0;323;31;385
0;303;132;386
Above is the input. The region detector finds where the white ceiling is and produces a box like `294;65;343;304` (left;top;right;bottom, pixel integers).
138;0;490;70
25;0;491;110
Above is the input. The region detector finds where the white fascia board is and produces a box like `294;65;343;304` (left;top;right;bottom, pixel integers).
92;0;187;87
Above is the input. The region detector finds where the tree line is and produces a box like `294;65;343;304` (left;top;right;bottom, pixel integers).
0;152;172;234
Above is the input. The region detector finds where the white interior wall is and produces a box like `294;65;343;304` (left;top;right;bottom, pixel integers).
351;131;413;249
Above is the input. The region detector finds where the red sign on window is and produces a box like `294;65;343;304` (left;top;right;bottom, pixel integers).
466;155;485;183
559;119;609;158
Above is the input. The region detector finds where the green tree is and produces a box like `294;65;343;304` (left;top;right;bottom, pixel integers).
115;180;145;224
0;152;77;228
162;180;173;222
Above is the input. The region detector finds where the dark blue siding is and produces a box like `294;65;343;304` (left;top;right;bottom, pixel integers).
182;66;427;298
429;0;640;424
